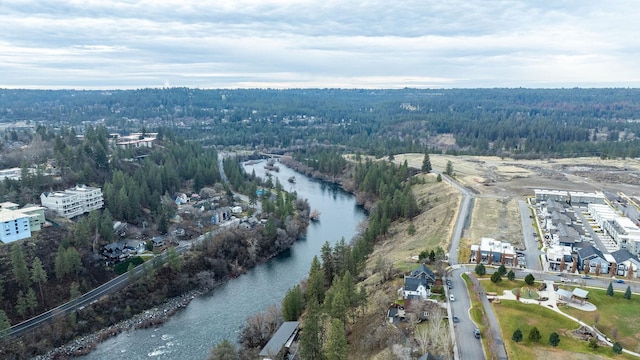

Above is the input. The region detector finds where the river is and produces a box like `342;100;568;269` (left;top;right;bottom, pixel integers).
80;160;366;359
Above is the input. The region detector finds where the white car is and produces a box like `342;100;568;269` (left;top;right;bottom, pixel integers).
449;294;455;301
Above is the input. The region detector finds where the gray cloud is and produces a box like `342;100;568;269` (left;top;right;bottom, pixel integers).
1;0;639;89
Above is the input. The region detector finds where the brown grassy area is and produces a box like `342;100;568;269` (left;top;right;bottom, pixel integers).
370;173;459;267
347;173;459;359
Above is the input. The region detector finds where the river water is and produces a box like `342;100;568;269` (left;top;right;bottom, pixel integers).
81;160;366;359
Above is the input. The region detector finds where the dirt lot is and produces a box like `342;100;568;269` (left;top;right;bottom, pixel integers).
395;154;640;251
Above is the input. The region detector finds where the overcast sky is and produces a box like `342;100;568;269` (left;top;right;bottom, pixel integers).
2;0;640;89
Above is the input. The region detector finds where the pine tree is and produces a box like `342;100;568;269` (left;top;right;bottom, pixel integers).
549;332;560;347
167;247;183;272
612;342;623;354
490;272;502;283
498;264;507;275
421;152;432;173
607;282;614;296
475;263;486;276
307;256;325;305
0;310;10;337
624;285;631;299
445;160;454;176
11;244;31;290
300;304;323;360
325;318;348;360
282;285;305;321
524;273;535;285
507;270;515;281
512;328;523;342
528;327;541;342
30;257;47;305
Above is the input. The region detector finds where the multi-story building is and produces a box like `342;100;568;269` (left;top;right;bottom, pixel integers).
0;202;46;232
40;184;104;219
0;207;31;244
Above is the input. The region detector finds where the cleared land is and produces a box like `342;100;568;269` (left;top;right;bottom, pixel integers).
364;154;640;359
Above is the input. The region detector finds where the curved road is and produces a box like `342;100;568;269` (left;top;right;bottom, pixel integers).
442;173;507;360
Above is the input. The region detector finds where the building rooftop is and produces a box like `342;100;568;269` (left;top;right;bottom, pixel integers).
259;321;299;357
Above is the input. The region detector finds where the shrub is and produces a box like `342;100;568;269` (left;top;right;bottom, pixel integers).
524;273;535;285
607;282;614;296
549;332;560;347
511;328;523;342
507;270;515;281
475;263;486;276
114;256;144;274
498;264;507;275
612;341;623;354
490;272;502;284
528;326;541;342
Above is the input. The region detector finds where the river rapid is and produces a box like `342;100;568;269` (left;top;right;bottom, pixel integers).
80;160;366;359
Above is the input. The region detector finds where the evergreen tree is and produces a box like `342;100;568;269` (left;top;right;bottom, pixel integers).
512;328;523;342
436;174;442;182
612;342;623;354
607;282;614;296
127;263;136;283
429;250;436;263
69;281;81;300
524;273;535;285
445;160;454;176
30;257;47;305
25;288;37;314
528;327;541;342
624;285;631;299
475;263;486;276
15;291;27;318
498;264;507;275
307;256;325;305
507;269;515;281
11;244;31;290
490;272;502;283
300;304;323;360
421;152;432;173
549;332;560;347
325;318;348;360
282;285;305;321
0;310;10;337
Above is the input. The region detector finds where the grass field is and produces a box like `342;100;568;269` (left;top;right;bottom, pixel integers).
494;300;636;360
560;287;640;353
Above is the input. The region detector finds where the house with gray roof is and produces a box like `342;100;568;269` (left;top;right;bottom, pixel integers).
610;249;640;278
576;245;609;274
259;321;299;360
401;264;436;300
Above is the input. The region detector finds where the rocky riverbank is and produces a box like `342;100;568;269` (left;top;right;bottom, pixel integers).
33;288;205;360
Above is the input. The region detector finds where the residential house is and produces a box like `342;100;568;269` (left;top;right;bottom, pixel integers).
258;321;299;360
610;249;640;278
152;236;165;247
400;264;436;300
576;245;609;274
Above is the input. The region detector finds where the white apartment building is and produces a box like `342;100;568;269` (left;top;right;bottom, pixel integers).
40;184;104;219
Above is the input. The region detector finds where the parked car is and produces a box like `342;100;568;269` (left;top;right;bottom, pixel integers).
560;277;570;282
453;316;459;323
581;274;591;279
614;279;625;284
474;328;481;339
449;294;455;302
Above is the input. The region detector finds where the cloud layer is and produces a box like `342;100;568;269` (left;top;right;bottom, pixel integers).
2;0;639;89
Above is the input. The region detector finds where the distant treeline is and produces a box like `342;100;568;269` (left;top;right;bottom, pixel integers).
3;88;640;158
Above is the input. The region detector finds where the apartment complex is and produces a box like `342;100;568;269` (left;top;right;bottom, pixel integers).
40;184;104;219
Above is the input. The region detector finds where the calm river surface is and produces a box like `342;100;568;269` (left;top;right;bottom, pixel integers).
81;160;366;359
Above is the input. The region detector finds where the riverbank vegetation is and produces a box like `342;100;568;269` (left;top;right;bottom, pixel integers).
210;150;457;359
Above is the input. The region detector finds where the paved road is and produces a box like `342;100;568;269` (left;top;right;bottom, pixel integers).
448;267;487;360
442;173;473;266
519;200;543;271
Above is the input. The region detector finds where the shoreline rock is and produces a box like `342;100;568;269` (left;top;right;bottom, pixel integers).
33;288;206;360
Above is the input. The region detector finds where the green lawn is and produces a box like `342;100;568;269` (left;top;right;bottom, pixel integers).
493;300;636;359
560;286;640;353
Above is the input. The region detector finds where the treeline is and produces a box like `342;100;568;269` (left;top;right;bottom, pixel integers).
5;88;640;159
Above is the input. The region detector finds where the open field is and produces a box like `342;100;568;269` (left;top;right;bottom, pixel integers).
494;300;636;360
560;287;640;353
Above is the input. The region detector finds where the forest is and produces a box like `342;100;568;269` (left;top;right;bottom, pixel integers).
2;88;640;159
